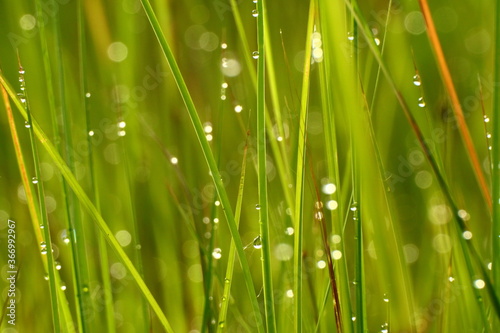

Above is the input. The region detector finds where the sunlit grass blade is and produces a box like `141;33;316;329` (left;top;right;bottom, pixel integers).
293;1;315;331
0;73;175;333
418;0;491;210
138;0;265;330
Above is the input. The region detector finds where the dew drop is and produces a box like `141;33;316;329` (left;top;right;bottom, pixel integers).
88;130;95;137
44;274;49;281
19;68;25;75
55;262;62;270
40;224;44;229
462;230;473;240
487;133;492;139
224;278;230;284
383;294;389;302
314;211;324;220
418;97;426;108
484;115;490;123
170;157;178;165
82;285;89;293
285;227;294;235
32;177;38;184
374;37;381;46
212;248;222;260
474;279;485;289
448;276;455;282
85;92;91;98
61;283;67;291
252;51;260;59
347;32;354;41
234;105;243;113
252;9;259;17
413;74;421;86
253;0;257;3
219;322;225;328
253;235;262;249
352;316;356;321
63;237;70;245
350;202;358;212
255;204;261;210
25;121;31;128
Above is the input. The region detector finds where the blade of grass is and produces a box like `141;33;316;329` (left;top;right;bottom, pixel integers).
293;1;315;331
418;0;492;210
138;1;265;330
77;0;116;330
256;0;277;332
0;73;175;333
217;132;250;332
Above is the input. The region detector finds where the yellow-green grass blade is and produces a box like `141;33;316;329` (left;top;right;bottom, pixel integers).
293;1;315;331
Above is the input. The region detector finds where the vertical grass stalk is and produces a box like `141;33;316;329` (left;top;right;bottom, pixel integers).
256;0;277;332
293;1;315;330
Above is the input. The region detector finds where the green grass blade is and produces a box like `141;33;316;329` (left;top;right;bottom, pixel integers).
77;0;116;330
138;1;265;331
256;0;277;332
293;1;315;331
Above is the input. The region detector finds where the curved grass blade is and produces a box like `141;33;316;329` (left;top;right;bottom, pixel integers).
138;1;265;331
0;73;175;333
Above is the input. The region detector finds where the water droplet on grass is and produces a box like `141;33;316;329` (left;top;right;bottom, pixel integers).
484;115;490;123
212;248;222;259
253;235;262;249
25;121;31;128
413;74;421;86
234;105;243;113
85;92;91;98
252;51;259;59
418;97;426;107
32;177;38;184
55;262;62;270
255;204;261;210
252;9;258;17
347;32;354;41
